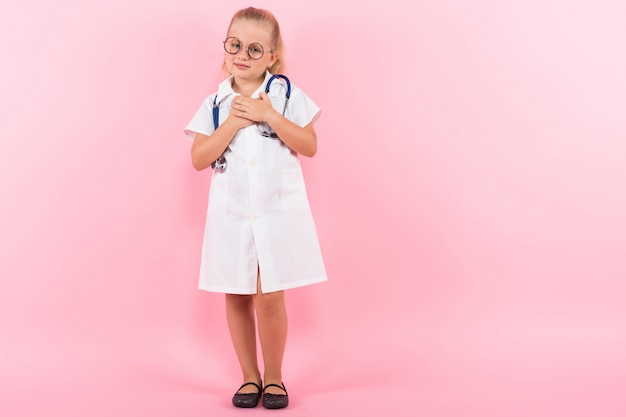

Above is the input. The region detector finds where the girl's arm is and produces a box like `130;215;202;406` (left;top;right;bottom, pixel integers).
190;115;251;171
265;112;317;157
231;93;318;157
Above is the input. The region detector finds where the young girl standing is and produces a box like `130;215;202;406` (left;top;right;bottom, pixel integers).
184;7;327;409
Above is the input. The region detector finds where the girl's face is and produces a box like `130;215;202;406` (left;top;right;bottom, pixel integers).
225;19;277;85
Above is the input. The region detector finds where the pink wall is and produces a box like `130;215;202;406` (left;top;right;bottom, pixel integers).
1;0;625;416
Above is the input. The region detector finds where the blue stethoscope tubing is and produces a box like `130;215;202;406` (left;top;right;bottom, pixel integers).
210;74;291;171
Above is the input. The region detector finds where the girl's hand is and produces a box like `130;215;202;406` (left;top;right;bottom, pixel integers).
230;93;277;124
225;113;254;131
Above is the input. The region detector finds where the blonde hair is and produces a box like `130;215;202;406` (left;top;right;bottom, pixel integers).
222;7;286;78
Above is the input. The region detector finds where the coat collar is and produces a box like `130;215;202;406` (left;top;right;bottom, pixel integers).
215;72;282;103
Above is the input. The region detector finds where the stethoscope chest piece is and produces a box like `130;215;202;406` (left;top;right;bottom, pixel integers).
211;155;227;173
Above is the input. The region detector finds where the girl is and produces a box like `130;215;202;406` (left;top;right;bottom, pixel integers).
184;7;327;409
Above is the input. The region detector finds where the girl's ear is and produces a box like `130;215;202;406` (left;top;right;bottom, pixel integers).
268;52;278;71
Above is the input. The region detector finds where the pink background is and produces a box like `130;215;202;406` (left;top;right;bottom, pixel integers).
2;0;625;416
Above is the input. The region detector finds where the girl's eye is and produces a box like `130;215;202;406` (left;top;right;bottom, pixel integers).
250;45;262;54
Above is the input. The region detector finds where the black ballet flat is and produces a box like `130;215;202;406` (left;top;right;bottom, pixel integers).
232;381;262;408
262;382;289;409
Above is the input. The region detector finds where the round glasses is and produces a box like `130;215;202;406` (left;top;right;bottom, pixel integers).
223;37;271;60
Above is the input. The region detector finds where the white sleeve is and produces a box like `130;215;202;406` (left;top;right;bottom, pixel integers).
184;94;217;140
286;86;321;128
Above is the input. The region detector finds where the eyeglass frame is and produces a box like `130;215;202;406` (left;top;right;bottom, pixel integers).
223;37;273;60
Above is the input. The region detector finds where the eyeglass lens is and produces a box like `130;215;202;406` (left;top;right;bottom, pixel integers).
223;37;265;60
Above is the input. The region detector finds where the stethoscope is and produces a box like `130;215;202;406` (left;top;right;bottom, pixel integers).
211;74;291;173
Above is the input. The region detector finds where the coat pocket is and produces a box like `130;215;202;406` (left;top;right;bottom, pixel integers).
281;167;309;211
207;173;229;217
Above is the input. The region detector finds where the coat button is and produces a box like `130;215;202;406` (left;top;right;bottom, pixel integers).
251;214;258;220
249;160;257;166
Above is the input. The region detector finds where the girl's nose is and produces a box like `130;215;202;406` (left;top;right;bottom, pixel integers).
235;47;249;59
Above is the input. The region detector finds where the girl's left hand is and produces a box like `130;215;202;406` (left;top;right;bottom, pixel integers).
230;93;276;124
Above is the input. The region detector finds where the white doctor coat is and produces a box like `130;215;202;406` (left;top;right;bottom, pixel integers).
185;72;328;294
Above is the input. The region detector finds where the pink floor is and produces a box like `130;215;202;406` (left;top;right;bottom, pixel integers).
3;312;625;417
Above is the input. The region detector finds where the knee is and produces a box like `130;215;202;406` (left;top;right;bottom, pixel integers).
253;292;285;317
226;294;253;309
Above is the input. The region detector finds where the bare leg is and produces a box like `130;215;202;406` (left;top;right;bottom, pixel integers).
253;276;288;395
225;293;262;394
